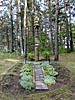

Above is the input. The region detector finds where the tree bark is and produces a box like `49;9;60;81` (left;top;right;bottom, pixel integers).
18;0;24;56
24;0;27;61
64;0;70;53
48;0;54;54
68;0;73;51
44;0;47;34
54;0;59;61
10;0;14;52
16;0;19;52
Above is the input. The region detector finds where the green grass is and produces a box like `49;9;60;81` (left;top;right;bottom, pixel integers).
0;52;75;99
0;51;21;59
0;59;19;81
0;52;22;81
56;52;75;77
0;87;72;100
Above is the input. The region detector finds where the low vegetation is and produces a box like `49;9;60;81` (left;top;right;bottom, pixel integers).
19;62;58;90
20;64;34;90
0;52;75;100
0;52;21;59
41;62;58;85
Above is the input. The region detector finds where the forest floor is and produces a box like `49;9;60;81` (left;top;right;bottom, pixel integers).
0;52;75;100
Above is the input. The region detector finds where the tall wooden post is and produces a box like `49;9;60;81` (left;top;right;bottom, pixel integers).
35;26;39;61
34;16;39;61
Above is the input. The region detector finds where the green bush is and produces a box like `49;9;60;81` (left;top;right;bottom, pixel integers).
20;64;32;72
42;50;50;57
49;70;58;76
41;62;58;86
21;74;33;81
44;75;56;85
40;61;49;67
42;50;50;60
27;53;34;61
20;80;34;90
20;64;34;90
44;65;58;76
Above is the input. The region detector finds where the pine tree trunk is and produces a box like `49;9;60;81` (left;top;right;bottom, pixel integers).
64;0;70;53
10;0;14;52
44;0;47;34
54;0;59;61
26;7;29;60
18;0;24;56
16;0;18;52
48;0;54;54
24;0;27;61
6;26;9;52
68;0;73;51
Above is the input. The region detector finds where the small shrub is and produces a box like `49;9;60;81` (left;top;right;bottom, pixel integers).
49;70;58;76
40;61;49;67
20;64;33;75
20;64;34;90
41;62;58;86
44;75;56;85
42;50;50;58
27;53;34;61
21;74;33;81
20;81;34;90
